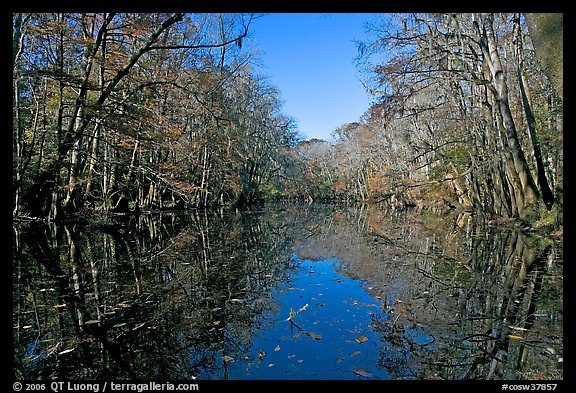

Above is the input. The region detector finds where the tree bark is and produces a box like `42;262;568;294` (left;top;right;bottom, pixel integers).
514;15;554;210
478;13;542;221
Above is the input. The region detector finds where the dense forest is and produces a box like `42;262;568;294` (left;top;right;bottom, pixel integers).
13;13;563;230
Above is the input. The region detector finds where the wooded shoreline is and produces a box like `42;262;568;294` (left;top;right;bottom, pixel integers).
13;13;563;233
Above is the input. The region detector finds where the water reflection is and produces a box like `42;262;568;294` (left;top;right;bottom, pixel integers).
12;204;563;380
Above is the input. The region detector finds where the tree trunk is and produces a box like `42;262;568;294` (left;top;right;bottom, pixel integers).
480;13;542;222
84;123;100;201
514;16;554;210
13;74;23;217
64;113;84;213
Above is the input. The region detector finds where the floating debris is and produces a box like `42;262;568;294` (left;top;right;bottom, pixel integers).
308;331;322;340
352;368;373;377
58;348;75;355
508;326;528;332
355;335;369;343
287;303;309;321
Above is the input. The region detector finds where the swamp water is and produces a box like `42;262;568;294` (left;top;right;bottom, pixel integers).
12;204;563;380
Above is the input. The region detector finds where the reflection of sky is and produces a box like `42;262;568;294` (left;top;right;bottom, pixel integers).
22;338;46;378
210;254;430;380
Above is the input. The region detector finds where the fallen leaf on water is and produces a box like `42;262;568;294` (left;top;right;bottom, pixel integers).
222;355;235;363
258;350;266;359
352;368;373;377
335;357;345;363
131;322;146;331
507;334;524;340
308;332;322;340
274;345;281;351
508;325;528;331
355;335;369;343
58;348;75;355
349;350;361;357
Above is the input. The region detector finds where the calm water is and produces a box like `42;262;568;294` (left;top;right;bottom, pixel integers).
12;204;563;380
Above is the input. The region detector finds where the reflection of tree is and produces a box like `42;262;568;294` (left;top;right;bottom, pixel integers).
13;209;304;380
12;205;562;380
453;230;562;380
294;205;562;380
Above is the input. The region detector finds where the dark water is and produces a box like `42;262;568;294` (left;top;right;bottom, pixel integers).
12;204;563;380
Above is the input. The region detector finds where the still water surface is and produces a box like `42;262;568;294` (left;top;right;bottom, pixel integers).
12;204;563;380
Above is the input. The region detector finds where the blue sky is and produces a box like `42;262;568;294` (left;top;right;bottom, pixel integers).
249;13;377;141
